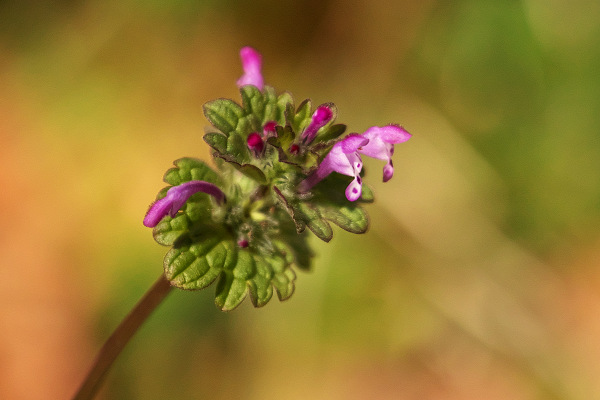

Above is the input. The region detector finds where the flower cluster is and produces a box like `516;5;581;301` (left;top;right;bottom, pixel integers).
144;47;411;310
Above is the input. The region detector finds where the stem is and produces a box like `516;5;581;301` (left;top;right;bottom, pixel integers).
72;274;173;400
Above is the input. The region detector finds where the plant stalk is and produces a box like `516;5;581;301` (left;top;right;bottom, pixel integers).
72;273;173;400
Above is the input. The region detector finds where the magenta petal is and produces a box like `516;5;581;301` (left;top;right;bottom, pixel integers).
301;105;334;144
345;176;362;201
363;125;411;144
247;132;264;155
143;181;225;227
383;160;394;182
236;46;264;90
340;134;369;153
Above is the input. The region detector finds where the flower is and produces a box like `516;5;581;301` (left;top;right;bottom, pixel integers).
301;105;334;144
299;134;368;201
143;181;225;227
357;125;411;182
236;46;264;90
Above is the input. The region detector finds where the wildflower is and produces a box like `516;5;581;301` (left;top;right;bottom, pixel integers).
299;134;368;201
301;105;334;144
143;181;225;227
358;125;411;182
236;46;264;90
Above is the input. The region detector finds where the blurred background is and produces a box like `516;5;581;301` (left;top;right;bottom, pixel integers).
2;0;600;399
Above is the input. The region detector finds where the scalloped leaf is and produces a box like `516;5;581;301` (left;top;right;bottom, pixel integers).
203;132;228;154
164;232;235;291
263;86;278;124
314;123;346;143
240;85;265;120
203;98;245;136
226;132;251;164
293;99;312;133
163;228;300;310
276;91;294;125
316;203;368;234
163;158;220;186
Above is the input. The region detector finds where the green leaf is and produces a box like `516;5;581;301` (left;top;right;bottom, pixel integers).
240;85;265;119
299;203;333;242
163;227;301;310
248;256;274;307
203;98;245;136
164;232;235;290
276;91;294;125
293;99;312;133
314;123;346;143
263;86;278;123
203;132;228;154
226;133;251;164
273;186;333;242
215;271;248;311
163;158;220;186
153;214;190;246
360;183;374;203
317;203;369;234
272;268;296;301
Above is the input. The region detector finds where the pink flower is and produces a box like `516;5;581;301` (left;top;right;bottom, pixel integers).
299;134;368;201
143;181;225;227
236;47;264;90
358;125;411;182
301;105;334;144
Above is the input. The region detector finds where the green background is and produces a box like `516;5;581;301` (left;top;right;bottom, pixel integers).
2;0;600;398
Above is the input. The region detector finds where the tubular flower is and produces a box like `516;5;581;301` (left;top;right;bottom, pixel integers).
299;134;368;201
301;105;334;144
357;125;411;182
236;46;264;90
143;180;225;227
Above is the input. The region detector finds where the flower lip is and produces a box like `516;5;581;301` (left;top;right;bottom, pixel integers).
298;134;368;202
236;46;264;90
357;125;411;182
143;180;225;228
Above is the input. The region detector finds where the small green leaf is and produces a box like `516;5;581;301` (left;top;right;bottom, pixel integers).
299;203;333;242
203;132;228;154
293;99;312;133
272;268;296;301
164;158;220;186
153;214;189;246
317;203;369;234
164;233;236;290
360;183;374;203
248;256;274;307
215;272;248;311
314;123;346;143
240;85;265;119
263;86;278;123
277;91;294;125
203;98;245;136
226;133;251;164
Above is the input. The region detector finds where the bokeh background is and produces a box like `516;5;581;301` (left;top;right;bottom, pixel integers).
2;0;600;399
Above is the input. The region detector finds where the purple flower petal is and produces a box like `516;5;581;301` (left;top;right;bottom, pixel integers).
345;176;362;201
143;181;225;227
298;134;368;201
236;47;264;90
301;105;334;144
247;132;264;155
357;125;411;182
